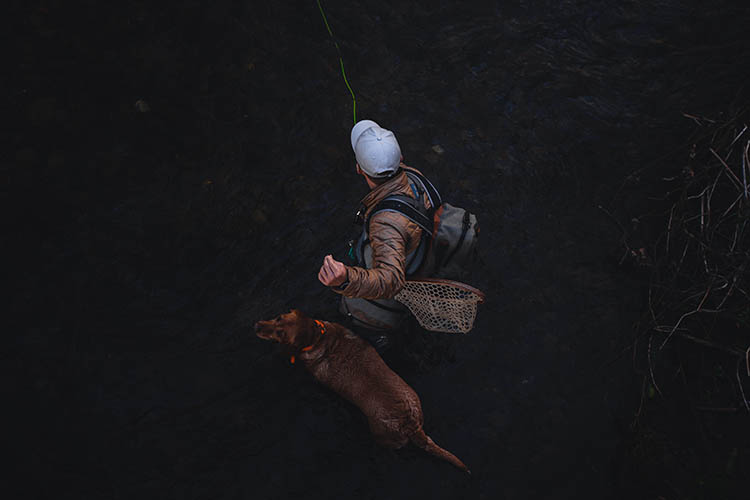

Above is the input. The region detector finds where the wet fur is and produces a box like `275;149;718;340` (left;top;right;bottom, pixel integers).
255;309;470;473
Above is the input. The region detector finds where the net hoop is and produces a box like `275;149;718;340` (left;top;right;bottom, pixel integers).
404;278;486;303
393;279;486;334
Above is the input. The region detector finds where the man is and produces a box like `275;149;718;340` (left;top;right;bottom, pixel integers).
318;119;434;351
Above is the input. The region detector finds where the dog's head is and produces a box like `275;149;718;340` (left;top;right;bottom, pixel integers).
254;309;308;347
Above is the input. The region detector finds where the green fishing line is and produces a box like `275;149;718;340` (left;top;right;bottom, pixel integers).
316;0;357;124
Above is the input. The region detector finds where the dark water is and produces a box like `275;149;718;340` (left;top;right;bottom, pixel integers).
7;0;749;498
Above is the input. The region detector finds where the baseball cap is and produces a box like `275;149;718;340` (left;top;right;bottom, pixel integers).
350;119;402;178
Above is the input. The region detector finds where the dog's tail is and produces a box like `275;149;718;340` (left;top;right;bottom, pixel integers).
410;428;471;474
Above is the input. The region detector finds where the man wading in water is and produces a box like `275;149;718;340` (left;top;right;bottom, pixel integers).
318;120;436;352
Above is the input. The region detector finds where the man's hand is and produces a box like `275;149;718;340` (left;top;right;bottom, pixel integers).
318;254;347;287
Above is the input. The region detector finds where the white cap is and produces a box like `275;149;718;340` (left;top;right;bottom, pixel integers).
350;119;402;178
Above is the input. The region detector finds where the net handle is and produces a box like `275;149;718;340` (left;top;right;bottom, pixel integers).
404;278;486;304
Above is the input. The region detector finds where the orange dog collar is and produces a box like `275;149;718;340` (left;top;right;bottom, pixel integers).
290;320;327;364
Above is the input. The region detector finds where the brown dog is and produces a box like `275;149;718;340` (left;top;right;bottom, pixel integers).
255;309;470;473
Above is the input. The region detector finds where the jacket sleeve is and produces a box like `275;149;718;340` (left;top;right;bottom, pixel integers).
337;212;410;299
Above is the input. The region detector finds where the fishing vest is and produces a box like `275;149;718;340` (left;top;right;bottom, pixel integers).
353;168;435;277
354;167;479;281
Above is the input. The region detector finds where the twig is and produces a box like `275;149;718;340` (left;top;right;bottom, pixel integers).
683;213;705;224
695;406;739;413
598;205;628;238
717;265;744;309
676;333;745;356
675;239;690;275
731;218;747;252
631;376;647;429
743;140;749;200
719;193;743;221
725;124;748;157
710;147;743;190
659;284;713;350
746;346;750;377
666;205;674;254
737;358;750;413
648;334;663;397
597;205;637;265
653;325;690;333
682;112;704;125
702;246;709;274
686;186;710;200
648;285;657;324
707;169;722;211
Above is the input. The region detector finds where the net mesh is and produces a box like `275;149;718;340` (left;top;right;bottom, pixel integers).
394;280;484;334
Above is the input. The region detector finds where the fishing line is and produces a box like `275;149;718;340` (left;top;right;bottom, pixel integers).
316;0;357;124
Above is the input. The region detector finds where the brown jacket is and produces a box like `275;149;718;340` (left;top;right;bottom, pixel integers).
337;164;432;300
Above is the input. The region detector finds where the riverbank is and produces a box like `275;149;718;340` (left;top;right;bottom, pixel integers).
7;1;748;498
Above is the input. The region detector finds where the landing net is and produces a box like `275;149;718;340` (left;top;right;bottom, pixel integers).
394;279;485;334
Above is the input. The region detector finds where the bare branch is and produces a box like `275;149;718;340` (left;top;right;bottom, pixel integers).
710;147;743;190
659;284;713;350
737;358;750;414
725;124;748;156
648;335;663;397
743;140;749;200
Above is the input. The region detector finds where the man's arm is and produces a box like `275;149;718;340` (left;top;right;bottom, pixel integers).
318;213;410;300
343;213;408;299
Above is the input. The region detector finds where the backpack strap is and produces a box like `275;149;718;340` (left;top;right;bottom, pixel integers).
360;169;441;276
401;166;442;209
366;194;433;235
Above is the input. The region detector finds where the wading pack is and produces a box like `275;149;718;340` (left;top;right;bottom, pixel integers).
362;166;479;281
